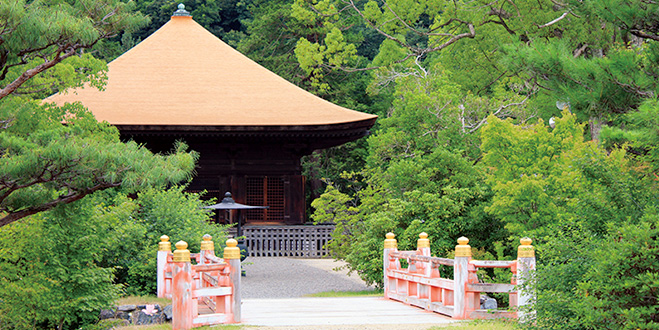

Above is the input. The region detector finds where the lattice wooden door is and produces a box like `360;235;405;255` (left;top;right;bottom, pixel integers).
245;176;285;223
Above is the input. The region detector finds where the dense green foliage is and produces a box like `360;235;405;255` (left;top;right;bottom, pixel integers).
0;0;196;227
0;2;222;329
2;0;659;328
292;0;659;328
0;188;227;329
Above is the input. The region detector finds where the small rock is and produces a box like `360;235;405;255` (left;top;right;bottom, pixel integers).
115;311;130;320
480;295;498;310
135;310;166;325
163;305;173;320
99;309;115;320
117;304;136;312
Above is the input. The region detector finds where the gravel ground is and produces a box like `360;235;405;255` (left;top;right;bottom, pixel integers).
241;257;373;298
239;257;456;329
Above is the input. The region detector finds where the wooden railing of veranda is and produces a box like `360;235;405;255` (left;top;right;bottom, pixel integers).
157;235;241;329
384;233;535;320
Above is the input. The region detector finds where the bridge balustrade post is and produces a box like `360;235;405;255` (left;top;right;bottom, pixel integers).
224;239;241;323
417;233;431;301
157;235;171;298
517;237;536;322
199;234;215;265
417;232;431;273
199;234;215;290
453;237;471;319
383;233;397;299
172;241;194;330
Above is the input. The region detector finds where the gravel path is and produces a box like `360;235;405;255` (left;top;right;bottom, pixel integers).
239;257;456;329
241;257;373;298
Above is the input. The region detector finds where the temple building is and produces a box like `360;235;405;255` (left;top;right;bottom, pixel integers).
46;5;377;225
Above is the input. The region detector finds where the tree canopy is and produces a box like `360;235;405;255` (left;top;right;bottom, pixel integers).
0;0;197;227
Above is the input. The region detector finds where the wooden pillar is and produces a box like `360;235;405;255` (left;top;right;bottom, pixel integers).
453;237;471;319
417;232;431;270
383;232;397;299
224;239;242;323
172;241;194;330
517;237;536;322
199;234;215;265
157;235;171;298
417;233;431;300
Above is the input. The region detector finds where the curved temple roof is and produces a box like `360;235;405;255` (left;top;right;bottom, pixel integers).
45;15;377;129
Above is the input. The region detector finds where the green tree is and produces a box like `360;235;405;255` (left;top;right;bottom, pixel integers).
129;0;252;48
500;0;659;140
481;110;659;329
602;97;659;174
0;0;198;227
480;110;636;238
0;187;229;329
0;202;122;330
0;0;147;99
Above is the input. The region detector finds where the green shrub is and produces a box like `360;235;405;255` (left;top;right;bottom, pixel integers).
573;213;659;329
0;201;122;330
0;186;228;329
312;146;505;288
98;186;229;295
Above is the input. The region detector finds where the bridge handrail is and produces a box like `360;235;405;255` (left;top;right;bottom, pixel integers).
389;250;455;266
157;234;241;329
383;233;535;320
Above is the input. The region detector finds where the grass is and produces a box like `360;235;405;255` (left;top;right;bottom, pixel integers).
432;319;520;330
303;289;383;297
115;295;172;306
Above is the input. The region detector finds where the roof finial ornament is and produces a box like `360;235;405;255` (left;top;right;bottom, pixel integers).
173;3;190;16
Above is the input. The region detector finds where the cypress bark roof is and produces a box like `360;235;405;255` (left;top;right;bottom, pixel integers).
45;15;377;128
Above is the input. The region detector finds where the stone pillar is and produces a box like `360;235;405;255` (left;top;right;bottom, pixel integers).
157;235;171;298
517;237;536;321
172;241;193;330
224;239;241;323
453;237;471;319
383;232;397;299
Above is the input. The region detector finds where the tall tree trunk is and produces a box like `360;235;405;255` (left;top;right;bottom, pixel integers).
589;115;602;141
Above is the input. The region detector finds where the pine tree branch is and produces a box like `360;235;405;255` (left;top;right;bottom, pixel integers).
629;29;659;42
537;12;568;28
0;181;121;227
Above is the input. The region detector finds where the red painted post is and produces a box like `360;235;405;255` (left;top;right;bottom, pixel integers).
224;238;241;323
383;232;397;299
417;232;431;271
417;233;431;301
453;237;471;319
199;234;214;265
199;234;215;291
172;241;194;330
157;235;171;298
517;237;536;321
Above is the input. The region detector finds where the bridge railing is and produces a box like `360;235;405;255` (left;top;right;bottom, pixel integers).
383;233;535;320
157;235;241;329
